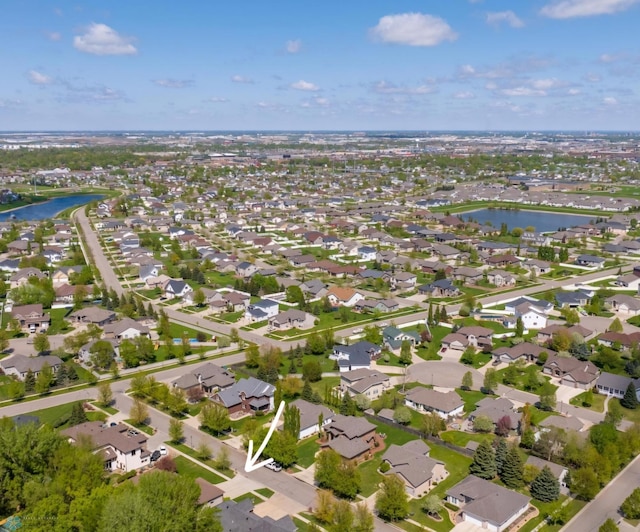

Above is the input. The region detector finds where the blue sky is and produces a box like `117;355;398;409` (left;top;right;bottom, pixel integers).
1;0;640;131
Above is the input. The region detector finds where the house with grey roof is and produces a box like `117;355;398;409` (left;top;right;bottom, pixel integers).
446;475;530;532
381;440;447;497
103;318;150;341
605;294;640;315
172;363;235;396
382;326;421;351
331;341;381;372
597;371;640;401
268;309;315;331
69;306;116;326
245;299;279;322
469;397;521;430
322;414;377;462
340;368;391;399
212;377;275;416
525;456;569;487
0;354;63;381
289;399;334;440
218;499;296;532
63;421;150;473
404;387;464;419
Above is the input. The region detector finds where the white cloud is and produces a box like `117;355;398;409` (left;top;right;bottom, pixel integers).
372;81;435;95
452;91;475;99
286;39;302;53
290;80;320;91
530;78;565;90
74;23;137;55
370;13;458;47
46;31;62;41
567;88;581;95
231;75;253;83
153;79;193;88
498;87;546;97
603;96;618;105
28;70;54;86
540;0;640;19
486;11;525;28
207;97;229;103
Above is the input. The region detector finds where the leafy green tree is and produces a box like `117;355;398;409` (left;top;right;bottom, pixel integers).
129;398;149;425
470;439;496;479
97;471;222;532
265;430;298;468
33;333;50;354
375;474;409;521
192;288;205;307
302;360;322;382
515;317;524;337
599;518;619;532
306;332;326;355
500;446;524;488
6;379;25;400
169;418;184;444
283;403;301;438
530;466;560;502
460;346;475;365
399;340;412;365
199;402;230;435
621;382;639;410
473;415;494;433
353;502;375;532
90;340;115;370
97;382;113;407
393;406;412;425
483;368;498;393
461;370;473;390
539;382;557;411
622;488;640;519
570;467;600;501
35;363;54;394
609;317;624;333
605;399;624;427
315;449;341;490
245;344;260;368
423;494;443;517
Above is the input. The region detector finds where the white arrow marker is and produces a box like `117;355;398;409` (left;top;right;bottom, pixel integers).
244;400;286;473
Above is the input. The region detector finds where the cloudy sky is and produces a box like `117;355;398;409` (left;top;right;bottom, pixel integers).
2;0;640;131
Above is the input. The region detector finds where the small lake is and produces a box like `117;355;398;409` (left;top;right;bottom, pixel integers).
0;194;105;222
464;208;596;233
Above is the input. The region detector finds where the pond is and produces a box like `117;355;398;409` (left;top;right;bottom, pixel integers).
463;208;596;233
0;194;105;222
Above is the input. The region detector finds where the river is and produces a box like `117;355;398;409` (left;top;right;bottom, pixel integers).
0;194;105;222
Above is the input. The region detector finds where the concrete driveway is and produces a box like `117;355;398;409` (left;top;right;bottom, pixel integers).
407;361;484;390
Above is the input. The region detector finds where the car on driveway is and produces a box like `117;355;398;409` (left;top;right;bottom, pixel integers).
265;461;282;472
159;445;167;456
150;450;161;462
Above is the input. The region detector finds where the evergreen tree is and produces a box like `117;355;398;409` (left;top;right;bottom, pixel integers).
69;402;88;426
500;446;524;488
530;466;560;502
340;392;357;416
427;301;433;325
283;404;301;438
301;380;313;402
469;440;496;480
495;438;508;475
621;382;639;410
24;369;35;392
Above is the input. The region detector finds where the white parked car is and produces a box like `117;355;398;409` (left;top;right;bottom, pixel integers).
265;461;282;472
159;446;167;456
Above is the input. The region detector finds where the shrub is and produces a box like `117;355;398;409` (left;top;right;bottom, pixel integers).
379;461;391;473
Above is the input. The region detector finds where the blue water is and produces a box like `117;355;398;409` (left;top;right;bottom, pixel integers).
0;194;105;221
464;208;595;233
173;338;199;344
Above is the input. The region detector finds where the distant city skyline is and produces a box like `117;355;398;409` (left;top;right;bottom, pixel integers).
1;0;639;131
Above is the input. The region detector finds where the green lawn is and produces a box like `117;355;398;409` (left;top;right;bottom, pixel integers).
357;457;384;497
256;487;274;498
418;326;450;361
518;495;587;532
456;389;488;413
47;307;74;335
495;364;558;395
369;419;420;447
27;401;106;429
440;431;494;447
297;437;320;468
233;492;265;505
309;376;340;399
166;442;234;479
174;455;225;485
612;398;640;423
124;419;155;435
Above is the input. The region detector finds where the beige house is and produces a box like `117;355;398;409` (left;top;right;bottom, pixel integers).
381;440;447;498
340;368;391;399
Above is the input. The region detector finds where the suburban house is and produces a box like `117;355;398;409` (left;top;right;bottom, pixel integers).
418;279;460;298
268;309;315;331
172;363;235;396
596;371;640;401
212;377;275;416
469;397;521;430
340;368;391;399
78;338;119;364
331;341;381;372
353;299;400;313
543;355;600;389
381;440;447;498
492;343;549;364
245;299;279;322
322;414;377;462
537;324;593;344
163;279;193;299
63;421;150;473
555;289;592;309
525;456;569;488
218;499;296;532
486;269;517;287
289;399;334;440
441;326;493;353
605;294;640;316
446;475;530;532
103;318;150;340
404;387;464;418
195;478;224;508
0;354;63;381
69;306;116;326
505;297;553;315
382;326;421;351
575;254;606;268
11;303;50;333
326;287;365;308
